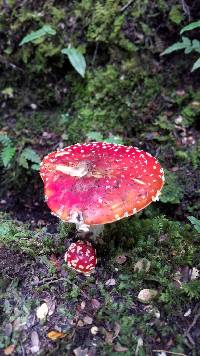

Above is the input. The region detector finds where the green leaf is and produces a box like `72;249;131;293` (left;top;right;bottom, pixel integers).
187;216;200;233
1;87;14;98
0;133;11;146
31;163;40;170
191;58;200;72
61;47;86;77
161;41;186;56
86;131;103;141
19;25;56;46
104;135;124;144
1;146;16;167
182;36;191;46
192;39;200;50
19;148;40;169
0;222;12;237
180;20;200;35
169;5;183;25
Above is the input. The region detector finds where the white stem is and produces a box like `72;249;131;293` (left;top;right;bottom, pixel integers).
89;225;104;238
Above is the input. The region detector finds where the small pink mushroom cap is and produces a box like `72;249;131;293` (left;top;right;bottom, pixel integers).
65;241;97;274
40;142;164;229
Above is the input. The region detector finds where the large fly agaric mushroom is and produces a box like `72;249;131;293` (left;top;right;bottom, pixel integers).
40;142;164;232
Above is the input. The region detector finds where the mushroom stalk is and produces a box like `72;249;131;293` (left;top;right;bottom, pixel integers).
77;224;104;243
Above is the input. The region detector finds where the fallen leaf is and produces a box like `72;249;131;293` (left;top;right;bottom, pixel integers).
80;301;86;310
91;298;100;309
83;316;93;325
30;331;40;353
4;345;15;355
45;299;56;316
73;346;89;356
135;337;143;355
137;289;158;303
36;302;48;320
115;255;127;264
105;330;114;345
105;278;116;286
102;322;121;345
47;330;66;340
114;343;128;352
4;323;12;337
134;258;151;272
113;322;120;339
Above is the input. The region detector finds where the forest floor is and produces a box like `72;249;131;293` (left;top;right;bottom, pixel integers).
1;1;200;355
0;112;199;355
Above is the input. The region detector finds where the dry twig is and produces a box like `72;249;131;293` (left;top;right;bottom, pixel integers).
120;0;134;13
152;350;187;356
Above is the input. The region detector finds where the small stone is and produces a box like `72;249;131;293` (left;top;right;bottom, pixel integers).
80;301;86;310
77;320;84;327
91;326;98;335
137;289;158;303
190;267;199;280
30;331;40;353
83;316;93;325
175;115;183;124
176;89;185;96
30;103;37;110
184;308;191;317
36;302;48;320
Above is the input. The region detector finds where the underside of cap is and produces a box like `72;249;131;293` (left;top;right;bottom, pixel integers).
40;142;164;226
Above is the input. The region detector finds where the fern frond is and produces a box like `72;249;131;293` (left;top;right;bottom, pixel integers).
1;146;16;167
19;147;41;170
0;133;11;146
0;134;16;167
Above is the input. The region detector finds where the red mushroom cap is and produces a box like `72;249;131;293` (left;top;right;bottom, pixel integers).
65;240;97;274
40;142;164;229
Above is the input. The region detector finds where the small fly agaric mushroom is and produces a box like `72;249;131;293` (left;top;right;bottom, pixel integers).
65;240;97;274
40;142;164;232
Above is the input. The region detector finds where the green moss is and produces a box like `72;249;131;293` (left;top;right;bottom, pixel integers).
76;0;135;50
66;65;134;142
160;170;184;204
175;139;200;170
66;63;164;143
181;102;200;127
169;5;184;25
15;111;62;135
0;215;65;256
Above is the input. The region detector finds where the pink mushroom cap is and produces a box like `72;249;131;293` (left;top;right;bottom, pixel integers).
40;142;164;229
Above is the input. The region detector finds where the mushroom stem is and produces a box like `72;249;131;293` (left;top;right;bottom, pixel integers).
90;225;104;240
77;224;104;243
76;222;90;232
68;211;90;232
